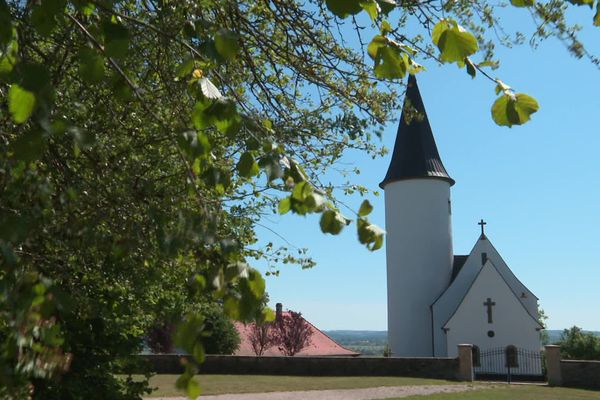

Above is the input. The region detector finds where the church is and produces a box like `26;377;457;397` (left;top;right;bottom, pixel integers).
381;75;543;361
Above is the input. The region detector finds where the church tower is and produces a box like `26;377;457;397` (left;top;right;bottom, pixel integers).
381;75;454;357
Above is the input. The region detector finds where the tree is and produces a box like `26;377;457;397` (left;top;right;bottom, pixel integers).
248;322;278;356
0;0;598;398
147;304;240;355
538;308;550;345
147;322;176;354
202;305;241;355
558;326;600;360
274;311;313;356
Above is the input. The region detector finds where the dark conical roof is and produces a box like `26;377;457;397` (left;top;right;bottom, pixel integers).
379;75;454;189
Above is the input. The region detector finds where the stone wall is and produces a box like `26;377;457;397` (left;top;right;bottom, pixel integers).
139;354;461;380
561;360;600;390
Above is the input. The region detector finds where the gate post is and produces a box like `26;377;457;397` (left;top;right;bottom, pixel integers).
545;345;562;386
457;344;474;382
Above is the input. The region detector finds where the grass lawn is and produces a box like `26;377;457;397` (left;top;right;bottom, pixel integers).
393;384;600;400
145;375;459;397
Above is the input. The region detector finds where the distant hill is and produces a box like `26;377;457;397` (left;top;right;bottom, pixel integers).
324;330;387;356
546;329;600;344
325;329;600;355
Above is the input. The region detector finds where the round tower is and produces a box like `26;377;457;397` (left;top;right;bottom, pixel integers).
381;75;454;357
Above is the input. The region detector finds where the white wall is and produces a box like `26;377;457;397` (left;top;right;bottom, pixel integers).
385;179;453;356
432;236;540;356
445;260;541;360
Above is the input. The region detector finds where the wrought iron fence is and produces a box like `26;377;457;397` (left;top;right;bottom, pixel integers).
474;346;544;382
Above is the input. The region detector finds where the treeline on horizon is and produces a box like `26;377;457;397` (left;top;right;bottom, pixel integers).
325;328;600;357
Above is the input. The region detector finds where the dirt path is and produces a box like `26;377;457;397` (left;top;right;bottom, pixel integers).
151;384;479;400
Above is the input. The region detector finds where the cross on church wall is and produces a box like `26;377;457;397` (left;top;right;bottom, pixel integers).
484;297;496;324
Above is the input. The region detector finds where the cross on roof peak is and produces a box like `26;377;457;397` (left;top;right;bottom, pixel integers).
478;219;487;237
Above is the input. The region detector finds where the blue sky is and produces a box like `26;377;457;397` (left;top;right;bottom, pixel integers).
254;7;599;331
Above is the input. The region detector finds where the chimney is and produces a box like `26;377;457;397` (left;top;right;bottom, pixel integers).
275;303;283;321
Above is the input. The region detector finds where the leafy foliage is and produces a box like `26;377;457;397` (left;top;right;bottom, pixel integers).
558;326;600;360
432;20;479;63
0;0;597;398
202;305;241;355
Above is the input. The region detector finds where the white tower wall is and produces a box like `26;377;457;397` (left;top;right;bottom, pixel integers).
385;179;453;356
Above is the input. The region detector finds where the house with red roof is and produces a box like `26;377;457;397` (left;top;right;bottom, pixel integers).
234;303;359;357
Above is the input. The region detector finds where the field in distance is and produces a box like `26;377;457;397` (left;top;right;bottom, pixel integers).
324;330;600;356
325;330;387;356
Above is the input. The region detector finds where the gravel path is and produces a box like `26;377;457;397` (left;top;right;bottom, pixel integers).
150;384;478;400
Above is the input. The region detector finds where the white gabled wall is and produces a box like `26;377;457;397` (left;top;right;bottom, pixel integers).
385;179;453;357
444;260;541;358
432;236;540;356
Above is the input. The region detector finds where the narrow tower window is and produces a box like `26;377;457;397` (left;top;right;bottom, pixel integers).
481;252;487;265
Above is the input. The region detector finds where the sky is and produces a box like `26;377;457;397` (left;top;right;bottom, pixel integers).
254;7;600;332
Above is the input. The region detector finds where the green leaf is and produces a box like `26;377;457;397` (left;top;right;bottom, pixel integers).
566;0;593;7
236;152;259;178
595;2;600;26
278;197;291;214
183;20;196;39
69;126;96;152
175;314;205;351
78;47;105;83
358;200;373;217
31;0;66;36
320;210;345;234
192;342;205;364
494;80;511;95
373;44;408;79
0;39;18;78
377;0;396;15
491;92;539;127
432;19;479;63
102;20;129;59
176;57;195;78
11;130;45;162
360;0;380;22
214;29;240;60
186;376;201;398
357;218;385;251
292;181;313;202
368;35;388;60
245;269;266;300
325;0;362;18
465;58;476;78
380;20;392;35
178;130;211;159
0;0;12;46
510;0;534;7
8;84;36;124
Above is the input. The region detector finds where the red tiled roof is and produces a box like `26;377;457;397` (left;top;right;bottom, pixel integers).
234;312;359;357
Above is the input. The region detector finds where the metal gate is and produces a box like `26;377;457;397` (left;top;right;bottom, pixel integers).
473;346;545;382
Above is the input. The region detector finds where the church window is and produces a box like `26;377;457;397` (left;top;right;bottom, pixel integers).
487;330;495;338
472;345;481;367
505;345;519;368
448;199;452;214
481;252;487;265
